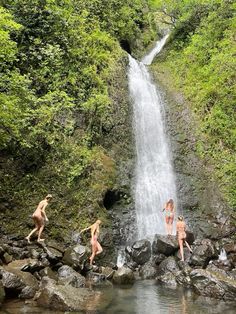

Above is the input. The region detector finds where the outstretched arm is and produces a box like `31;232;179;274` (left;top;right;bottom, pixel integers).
80;225;92;234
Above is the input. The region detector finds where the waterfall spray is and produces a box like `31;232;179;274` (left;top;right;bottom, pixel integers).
128;36;177;239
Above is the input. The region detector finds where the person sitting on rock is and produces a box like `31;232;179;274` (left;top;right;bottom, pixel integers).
163;199;175;235
176;216;192;261
25;194;52;243
80;219;103;265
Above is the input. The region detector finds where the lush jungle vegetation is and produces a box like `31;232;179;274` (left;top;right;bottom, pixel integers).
0;0;157;237
0;0;235;240
151;0;236;207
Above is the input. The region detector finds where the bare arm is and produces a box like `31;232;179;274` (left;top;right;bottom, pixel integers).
80;224;92;234
41;203;48;221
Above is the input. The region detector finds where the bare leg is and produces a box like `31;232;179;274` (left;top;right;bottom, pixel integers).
166;223;169;235
165;217;170;235
184;240;192;253
165;218;168;235
89;252;96;265
95;241;103;255
168;223;171;235
89;243;97;265
179;239;184;261
25;227;38;243
169;216;174;235
37;224;45;242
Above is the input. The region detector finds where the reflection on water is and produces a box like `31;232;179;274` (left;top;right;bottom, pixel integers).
105;281;236;314
1;280;236;314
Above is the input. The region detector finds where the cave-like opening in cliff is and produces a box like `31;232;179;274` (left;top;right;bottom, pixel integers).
120;40;131;54
103;190;122;210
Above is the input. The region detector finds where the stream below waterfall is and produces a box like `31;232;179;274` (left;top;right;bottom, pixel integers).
1;280;236;314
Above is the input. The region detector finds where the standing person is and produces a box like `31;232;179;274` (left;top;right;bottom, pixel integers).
25;194;52;243
163;199;175;235
176;216;192;261
80;219;103;265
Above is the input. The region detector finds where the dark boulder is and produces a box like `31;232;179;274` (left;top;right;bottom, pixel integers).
190;268;236;300
112;266;135;285
87;271;112;287
0;262;39;299
224;242;236;254
100;266;115;280
156;272;177;287
175;263;192;287
139;261;158;279
152;253;166;265
2;252;13;264
126;239;151;265
228;253;236;268
42;245;63;263
38;267;58;280
29;248;41;259
62;244;90;270
152;235;179;256
21;260;45;273
36;278;112;312
124;261;138;271
57;265;86;288
190;239;217;267
185;230;195;245
0;281;5;306
46;240;65;254
157;256;180;276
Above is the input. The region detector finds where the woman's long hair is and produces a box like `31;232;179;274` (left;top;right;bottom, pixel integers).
166;199;174;210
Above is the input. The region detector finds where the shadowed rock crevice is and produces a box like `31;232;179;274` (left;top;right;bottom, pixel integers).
103;190;123;210
120;40;131;54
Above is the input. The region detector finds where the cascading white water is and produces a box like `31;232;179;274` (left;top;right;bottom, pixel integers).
128;36;177;239
142;34;169;65
218;248;227;261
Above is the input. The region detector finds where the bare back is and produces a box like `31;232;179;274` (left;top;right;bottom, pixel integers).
177;221;185;232
33;199;47;218
176;221;186;239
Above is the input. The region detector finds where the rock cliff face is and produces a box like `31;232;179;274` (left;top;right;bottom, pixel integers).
0;52;135;266
103;54;137;261
149;62;234;238
103;43;235;261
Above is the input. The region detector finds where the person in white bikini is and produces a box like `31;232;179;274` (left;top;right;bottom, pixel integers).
25;194;52;243
164;199;175;235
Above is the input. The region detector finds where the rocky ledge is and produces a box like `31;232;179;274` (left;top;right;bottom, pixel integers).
124;233;236;301
0;232;236;311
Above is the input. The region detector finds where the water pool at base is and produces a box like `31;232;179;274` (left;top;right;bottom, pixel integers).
1;280;236;314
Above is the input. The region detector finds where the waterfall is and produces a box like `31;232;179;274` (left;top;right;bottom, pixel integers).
218;248;227;261
142;34;169;65
128;36;177;240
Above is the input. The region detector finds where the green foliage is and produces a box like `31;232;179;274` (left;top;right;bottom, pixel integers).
0;7;21;65
0;0;155;237
155;0;236;206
